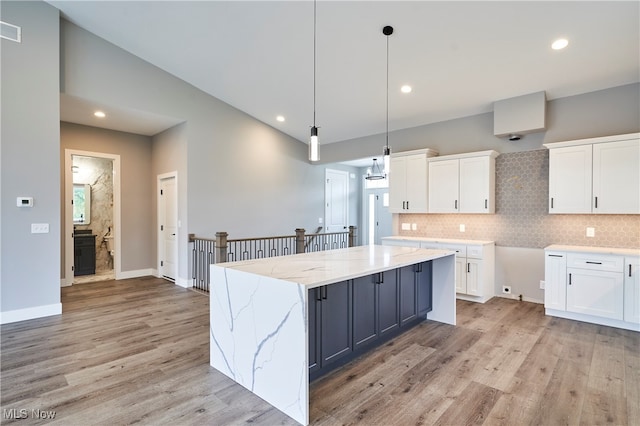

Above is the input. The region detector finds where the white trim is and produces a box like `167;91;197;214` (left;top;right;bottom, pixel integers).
60;278;72;287
543;132;639;150
546;308;640;332
175;277;190;288
495;294;543;304
64;150;121;284
0;303;62;324
118;269;155;280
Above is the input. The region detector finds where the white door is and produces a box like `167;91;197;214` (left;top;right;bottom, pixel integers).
544;252;567;310
566;268;624;320
388;156;407;213
159;175;178;281
365;189;392;245
404;154;428;212
325;169;349;232
459;156;489;213
624;257;640;324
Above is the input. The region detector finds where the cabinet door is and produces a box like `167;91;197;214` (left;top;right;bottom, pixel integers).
378;270;399;337
399;265;417;326
624;258;640;324
465;258;483;296
417;261;433;316
545;252;567;310
459;156;494;213
404;154;428;212
352;275;378;349
428;159;459;213
549;145;592;213
455;257;467;294
388;156;407;213
321;281;353;366
308;289;321;374
592;139;640;214
567;269;624;320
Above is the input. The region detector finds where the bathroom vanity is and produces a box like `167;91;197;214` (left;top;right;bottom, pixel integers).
73;230;96;276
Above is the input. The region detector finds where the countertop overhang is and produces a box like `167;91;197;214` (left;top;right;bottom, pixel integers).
545;244;640;257
214;245;454;289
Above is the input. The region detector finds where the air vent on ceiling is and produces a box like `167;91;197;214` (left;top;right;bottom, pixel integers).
1;21;22;43
494;91;546;140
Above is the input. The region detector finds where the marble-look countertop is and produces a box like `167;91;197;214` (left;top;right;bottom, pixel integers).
216;244;453;289
382;236;495;246
545;244;640;257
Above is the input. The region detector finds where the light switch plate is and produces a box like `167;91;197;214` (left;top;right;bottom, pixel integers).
586;227;595;237
31;223;49;233
459;224;466;232
411;223;417;231
401;223;410;230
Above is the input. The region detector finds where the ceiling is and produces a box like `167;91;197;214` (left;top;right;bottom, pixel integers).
49;1;639;146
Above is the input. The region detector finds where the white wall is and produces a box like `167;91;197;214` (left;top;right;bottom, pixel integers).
1;1;61;322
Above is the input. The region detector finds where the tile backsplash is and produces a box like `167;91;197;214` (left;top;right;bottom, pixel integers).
399;149;640;249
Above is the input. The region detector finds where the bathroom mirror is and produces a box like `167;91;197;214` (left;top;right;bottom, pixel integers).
73;183;91;224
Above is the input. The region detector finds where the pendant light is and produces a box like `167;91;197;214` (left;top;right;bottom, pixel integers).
366;159;385;180
309;0;319;162
382;25;393;175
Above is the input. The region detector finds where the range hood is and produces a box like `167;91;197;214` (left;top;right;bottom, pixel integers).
493;91;547;140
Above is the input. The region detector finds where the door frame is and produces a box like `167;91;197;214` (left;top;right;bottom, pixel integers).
324;169;350;233
64;149;121;286
157;171;178;282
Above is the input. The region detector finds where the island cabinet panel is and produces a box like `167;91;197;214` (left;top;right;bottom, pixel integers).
416;262;433;317
399;265;418;326
308;288;320;375
378;270;400;337
352;275;377;350
320;281;353;367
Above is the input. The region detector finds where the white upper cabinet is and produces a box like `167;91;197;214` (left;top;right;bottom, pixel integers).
592;139;640;213
389;149;437;214
428;150;498;214
545;133;640;214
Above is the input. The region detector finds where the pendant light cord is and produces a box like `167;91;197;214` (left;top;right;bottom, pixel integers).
313;0;317;127
385;32;389;149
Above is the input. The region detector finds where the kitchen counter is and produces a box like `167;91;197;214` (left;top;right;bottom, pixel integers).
545;244;640;257
209;245;456;425
382;236;495;245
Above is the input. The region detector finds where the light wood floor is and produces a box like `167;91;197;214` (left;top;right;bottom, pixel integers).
1;277;638;425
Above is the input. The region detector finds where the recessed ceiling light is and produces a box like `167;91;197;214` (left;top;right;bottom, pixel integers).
401;85;412;93
551;38;569;50
94;111;106;118
276;115;285;122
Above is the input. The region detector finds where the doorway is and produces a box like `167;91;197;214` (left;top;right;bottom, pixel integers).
64;149;121;286
158;172;178;282
363;175;392;245
324;169;349;233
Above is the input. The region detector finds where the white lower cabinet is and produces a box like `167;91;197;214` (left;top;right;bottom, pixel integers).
625;256;640;324
544;245;640;331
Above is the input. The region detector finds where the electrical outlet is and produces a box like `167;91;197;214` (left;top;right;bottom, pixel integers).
502;285;511;294
540;280;545;289
411;223;417;231
401;223;410;231
459;224;465;232
318;217;323;224
586;227;595;237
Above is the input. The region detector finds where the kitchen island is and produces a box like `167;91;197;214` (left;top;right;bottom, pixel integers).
209;245;456;425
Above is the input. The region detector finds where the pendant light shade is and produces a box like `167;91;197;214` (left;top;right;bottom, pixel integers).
309;0;320;162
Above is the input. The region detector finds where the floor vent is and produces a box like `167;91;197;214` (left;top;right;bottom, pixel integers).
1;21;22;43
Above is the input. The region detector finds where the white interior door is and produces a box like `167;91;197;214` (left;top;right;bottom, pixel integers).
365;189;392;245
159;174;178;281
325;169;349;232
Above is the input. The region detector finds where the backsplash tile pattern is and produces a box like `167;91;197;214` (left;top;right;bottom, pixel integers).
399;149;640;249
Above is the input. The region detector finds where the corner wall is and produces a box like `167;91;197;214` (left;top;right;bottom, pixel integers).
1;1;61;323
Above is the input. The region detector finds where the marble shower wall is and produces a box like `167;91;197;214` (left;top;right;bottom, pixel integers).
399;149;640;249
73;156;114;272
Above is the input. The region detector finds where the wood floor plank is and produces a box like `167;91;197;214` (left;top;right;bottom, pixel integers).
1;280;637;425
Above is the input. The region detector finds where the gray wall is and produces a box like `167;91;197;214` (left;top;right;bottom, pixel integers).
60;122;154;276
1;1;61;316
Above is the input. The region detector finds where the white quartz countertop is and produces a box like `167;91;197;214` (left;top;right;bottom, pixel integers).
382;236;495;246
545;245;640;257
214;245;454;289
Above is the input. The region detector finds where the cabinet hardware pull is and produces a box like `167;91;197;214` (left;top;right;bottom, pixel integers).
467;263;470;273
630;264;633;277
485;199;488;209
586;261;602;265
569;273;572;285
406;201;409;210
315;288;322;301
455;200;458;210
551;198;554;209
594;196;598;208
321;286;327;300
548;254;563;258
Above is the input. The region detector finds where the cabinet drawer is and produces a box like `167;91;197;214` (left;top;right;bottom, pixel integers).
467;245;484;259
420;242;466;257
567;253;623;272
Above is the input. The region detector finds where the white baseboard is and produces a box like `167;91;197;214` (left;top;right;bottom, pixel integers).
175;277;190;288
117;268;154;280
60;278;72;287
0;303;62;324
496;294;544;304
